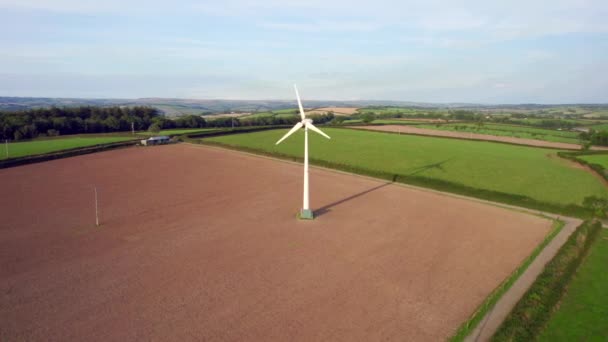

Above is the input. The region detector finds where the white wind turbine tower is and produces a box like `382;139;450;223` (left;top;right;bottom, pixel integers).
276;85;331;219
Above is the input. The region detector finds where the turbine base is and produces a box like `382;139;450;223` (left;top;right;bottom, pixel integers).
298;209;314;220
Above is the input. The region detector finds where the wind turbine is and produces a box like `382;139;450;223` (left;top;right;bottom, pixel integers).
276;85;331;219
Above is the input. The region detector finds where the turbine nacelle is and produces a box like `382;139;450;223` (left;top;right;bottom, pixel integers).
275;85;330;145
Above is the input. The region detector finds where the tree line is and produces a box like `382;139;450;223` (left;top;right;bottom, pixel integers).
580;129;608;146
0;106;337;141
0;106;160;140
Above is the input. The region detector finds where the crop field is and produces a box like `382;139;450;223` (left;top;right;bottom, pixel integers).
372;119;427;125
154;104;205;116
0;136;135;160
306;107;359;116
357;125;601;151
358;107;446;116
579;154;608;168
240;111;275;118
205;128;608;206
507;118;593;126
0;144;553;341
591;123;608;131
537;229;608;341
274;113;299;119
584;111;608;118
137;128;218;136
416;123;581;144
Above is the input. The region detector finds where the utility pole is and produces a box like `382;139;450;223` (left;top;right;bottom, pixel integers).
4;139;8;159
131;122;135;135
94;186;99;227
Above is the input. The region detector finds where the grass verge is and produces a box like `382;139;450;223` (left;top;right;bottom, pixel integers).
450;219;564;341
491;220;603;341
537;228;608;340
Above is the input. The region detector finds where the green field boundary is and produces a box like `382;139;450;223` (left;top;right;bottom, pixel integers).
194;138;593;218
0;140;138;169
491;220;603;341
344;126;584;151
179;125;291;140
558;150;608;182
450;219;564;341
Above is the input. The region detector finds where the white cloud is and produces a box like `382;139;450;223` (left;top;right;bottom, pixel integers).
2;0;607;37
258;20;382;32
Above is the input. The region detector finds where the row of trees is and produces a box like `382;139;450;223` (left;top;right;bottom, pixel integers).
580;129;608;146
0;106;160;140
1;107;338;141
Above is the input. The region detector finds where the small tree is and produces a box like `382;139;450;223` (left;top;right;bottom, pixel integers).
331;116;346;125
47;129;60;137
583;196;608;218
361;113;376;124
148;123;161;134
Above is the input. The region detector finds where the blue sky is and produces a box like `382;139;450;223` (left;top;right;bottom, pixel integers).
0;0;607;103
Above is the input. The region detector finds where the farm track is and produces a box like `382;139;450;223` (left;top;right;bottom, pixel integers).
1;144;553;341
464;216;581;341
353;125;608;151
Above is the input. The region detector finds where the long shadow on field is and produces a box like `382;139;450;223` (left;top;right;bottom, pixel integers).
405;159;451;176
314;182;392;217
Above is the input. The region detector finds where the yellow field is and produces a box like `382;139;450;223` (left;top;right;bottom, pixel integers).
306;107;359;116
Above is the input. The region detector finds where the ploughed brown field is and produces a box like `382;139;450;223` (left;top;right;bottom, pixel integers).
0;144;551;341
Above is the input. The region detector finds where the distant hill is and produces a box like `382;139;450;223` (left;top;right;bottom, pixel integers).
1;96;607;117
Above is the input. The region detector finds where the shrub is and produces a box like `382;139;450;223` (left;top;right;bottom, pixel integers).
583;196;608;218
47;129;60;137
148;123;161;133
361;113;376;124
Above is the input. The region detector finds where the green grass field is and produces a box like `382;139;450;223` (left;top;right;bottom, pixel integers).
373;119;428;125
0;137;135;160
591;123;608;131
137;128;218;136
579;154;608;168
417;123;581;144
508;118;587;125
205;128;607;206
538;229;608;341
358;107;447;116
240;112;275;119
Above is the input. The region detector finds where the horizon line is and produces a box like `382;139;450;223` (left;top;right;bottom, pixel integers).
1;95;607;107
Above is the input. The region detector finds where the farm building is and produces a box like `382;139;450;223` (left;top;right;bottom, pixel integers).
140;136;170;146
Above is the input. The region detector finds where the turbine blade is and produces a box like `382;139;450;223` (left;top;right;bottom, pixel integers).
294;84;306;121
305;122;331;139
275;122;303;145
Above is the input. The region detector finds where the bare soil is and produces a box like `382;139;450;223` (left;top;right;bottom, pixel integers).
355;125;608;151
0;144;551;341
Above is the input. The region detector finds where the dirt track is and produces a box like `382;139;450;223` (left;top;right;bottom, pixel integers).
354;125;608;151
0;144;551;341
